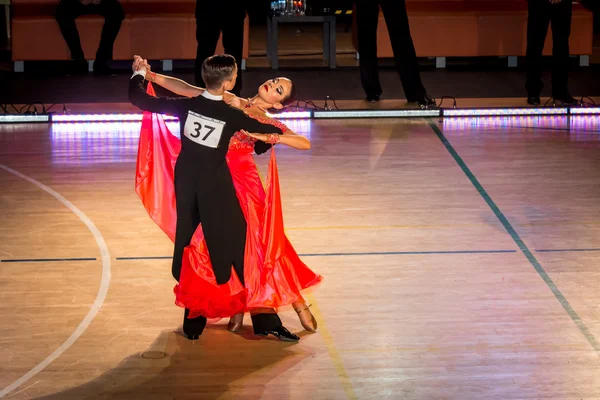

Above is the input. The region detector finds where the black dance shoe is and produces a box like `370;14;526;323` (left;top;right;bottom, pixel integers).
256;326;299;342
183;309;207;340
527;96;541;106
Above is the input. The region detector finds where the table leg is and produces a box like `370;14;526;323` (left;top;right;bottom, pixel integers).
266;17;272;62
323;21;329;67
329;18;336;69
6;4;10;39
272;20;279;70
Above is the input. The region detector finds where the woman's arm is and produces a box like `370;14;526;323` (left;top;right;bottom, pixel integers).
150;74;245;109
132;56;204;98
242;129;311;150
268;118;311;150
240;113;311;150
279;130;311;150
151;73;205;98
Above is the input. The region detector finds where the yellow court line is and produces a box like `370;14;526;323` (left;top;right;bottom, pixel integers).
305;293;357;400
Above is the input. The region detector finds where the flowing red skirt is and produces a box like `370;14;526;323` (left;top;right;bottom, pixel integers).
135;83;322;319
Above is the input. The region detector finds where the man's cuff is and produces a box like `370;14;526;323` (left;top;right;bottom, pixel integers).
131;69;147;79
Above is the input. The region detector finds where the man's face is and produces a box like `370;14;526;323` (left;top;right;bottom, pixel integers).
224;66;238;91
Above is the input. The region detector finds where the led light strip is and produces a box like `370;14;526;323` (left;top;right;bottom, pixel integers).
569;107;600;115
1;106;599;125
313;109;440;118
442;108;569;117
265;111;312;119
0;115;49;123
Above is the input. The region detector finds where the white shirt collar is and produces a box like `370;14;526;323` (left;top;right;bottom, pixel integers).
201;91;223;101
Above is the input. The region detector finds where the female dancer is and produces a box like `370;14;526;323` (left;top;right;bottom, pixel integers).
133;56;321;332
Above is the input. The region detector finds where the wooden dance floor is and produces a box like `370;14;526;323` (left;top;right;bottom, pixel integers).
1;114;599;399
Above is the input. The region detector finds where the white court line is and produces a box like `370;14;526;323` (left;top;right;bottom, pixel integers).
0;164;112;398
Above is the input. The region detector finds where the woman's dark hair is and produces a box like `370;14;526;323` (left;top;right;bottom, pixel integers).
281;81;297;106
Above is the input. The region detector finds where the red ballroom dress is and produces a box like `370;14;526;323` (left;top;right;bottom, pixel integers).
135;83;322;319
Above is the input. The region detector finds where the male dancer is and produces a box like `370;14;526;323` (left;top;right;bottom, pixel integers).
129;54;299;342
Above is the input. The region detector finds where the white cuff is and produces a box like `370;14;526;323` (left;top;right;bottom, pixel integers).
131;69;147;79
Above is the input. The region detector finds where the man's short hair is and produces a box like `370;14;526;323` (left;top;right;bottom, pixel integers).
201;54;237;90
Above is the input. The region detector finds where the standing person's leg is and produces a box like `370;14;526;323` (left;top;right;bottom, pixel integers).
549;0;574;103
379;0;427;103
93;0;125;74
195;0;223;87
221;1;245;96
55;0;88;74
525;0;551;104
356;0;382;102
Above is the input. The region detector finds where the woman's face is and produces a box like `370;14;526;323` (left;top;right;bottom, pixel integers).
257;77;293;108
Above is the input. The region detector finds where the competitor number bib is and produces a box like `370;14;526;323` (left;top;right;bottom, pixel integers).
183;111;226;149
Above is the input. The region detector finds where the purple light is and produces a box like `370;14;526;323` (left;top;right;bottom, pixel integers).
570;115;600;132
442;115;569;131
51;113;178;122
443;108;568;117
51;121;180;136
442;115;600;142
50;121;180;164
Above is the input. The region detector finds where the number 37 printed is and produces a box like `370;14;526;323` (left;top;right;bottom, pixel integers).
190;122;215;141
183;112;225;148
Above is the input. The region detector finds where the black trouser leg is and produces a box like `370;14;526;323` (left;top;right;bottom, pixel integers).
172;161;201;282
380;0;426;101
55;0;86;61
356;0;382;97
251;313;283;334
183;308;207;337
221;11;245;96
525;0;551;97
194;2;223;87
93;0;124;64
549;0;572;98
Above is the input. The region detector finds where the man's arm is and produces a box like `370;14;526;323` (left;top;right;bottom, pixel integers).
129;70;189;117
226;111;282;155
238;113;284;135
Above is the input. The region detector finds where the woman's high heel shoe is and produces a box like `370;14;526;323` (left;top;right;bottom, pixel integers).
228;313;244;332
294;305;317;332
